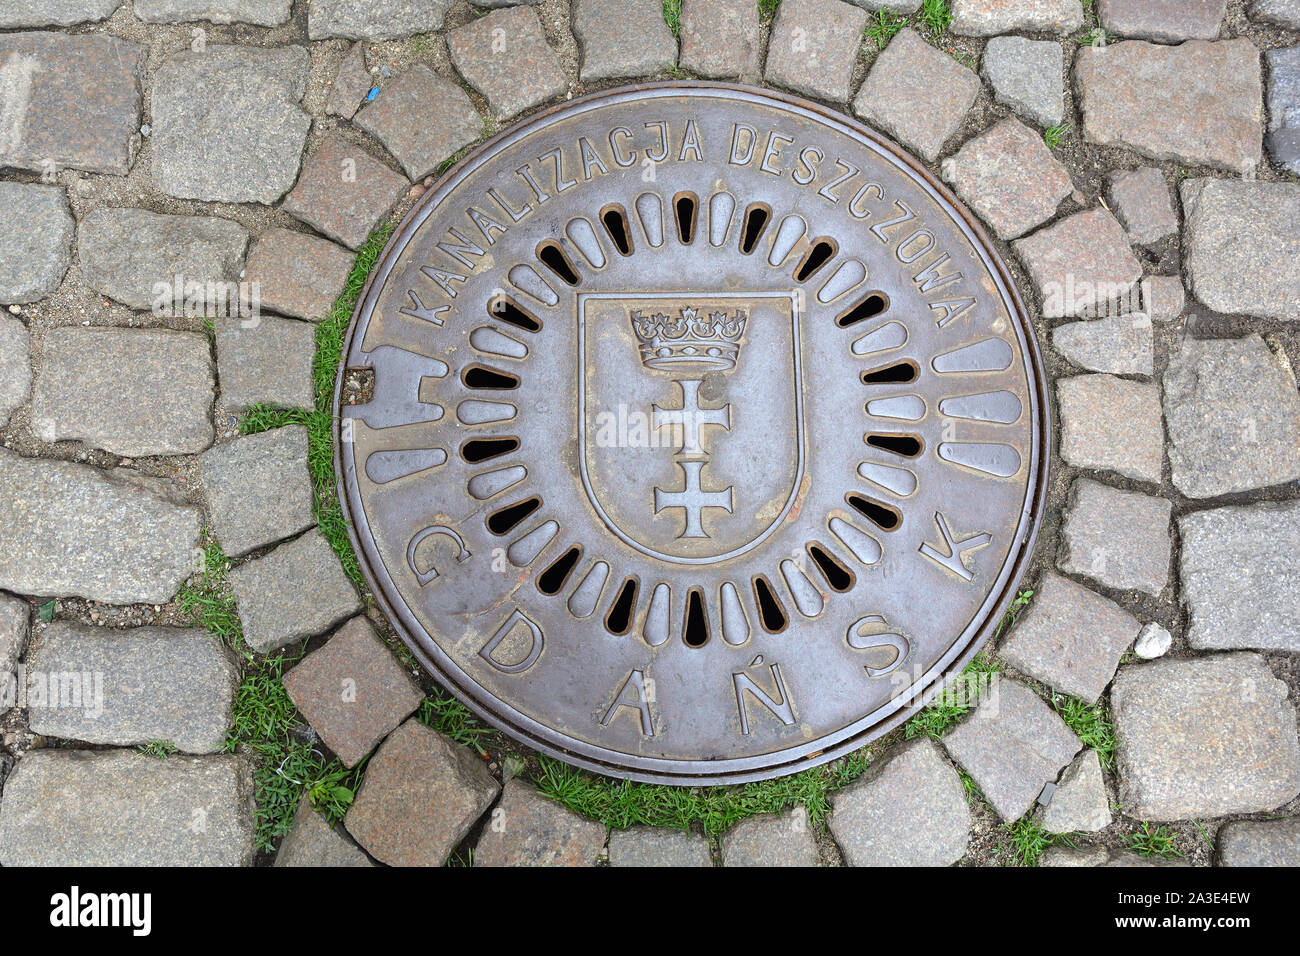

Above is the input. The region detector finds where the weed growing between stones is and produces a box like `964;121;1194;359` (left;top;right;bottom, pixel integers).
239;221;398;587
902;589;1030;739
758;0;782;22
903;651;1001;739
1043;123;1069;149
864;9;907;50
1127;822;1181;858
1051;694;1117;769
662;0;682;37
175;537;361;852
535;749;872;835
417;694;492;756
1002;818;1066;866
188;226;409;852
917;0;953;38
136;740;178;759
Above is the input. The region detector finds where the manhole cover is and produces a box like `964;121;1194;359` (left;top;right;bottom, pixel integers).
336;84;1049;784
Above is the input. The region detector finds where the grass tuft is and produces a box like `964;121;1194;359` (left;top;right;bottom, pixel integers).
136;740;178;759
904;650;1001;740
663;0;682;36
536;749;872;835
223;646;363;851
1003;818;1055;866
917;0;953;37
1127;822;1181;858
863;9;907;49
759;0;782;20
417;693;493;756
1043;123;1069;149
175;537;242;645
1051;695;1117;769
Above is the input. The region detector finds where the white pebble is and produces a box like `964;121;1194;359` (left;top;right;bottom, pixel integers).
1134;622;1173;659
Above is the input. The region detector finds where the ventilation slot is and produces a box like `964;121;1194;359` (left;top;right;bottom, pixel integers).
808;544;854;592
752;575;787;633
605;577;639;635
865;433;923;458
601;204;633;256
674;192;698;244
861;360;918;385
487;496;541;535
683;588;710;647
487;295;542;332
536;241;579;285
536;546;582;594
739;203;771;254
795;239;837;281
461;436;520;463
847;494;901;531
837;292;889;327
462;365;519;390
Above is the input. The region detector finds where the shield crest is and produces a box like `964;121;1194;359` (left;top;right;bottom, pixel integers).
578;292;805;565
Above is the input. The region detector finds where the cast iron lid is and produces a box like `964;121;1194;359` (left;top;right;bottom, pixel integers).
335;83;1050;784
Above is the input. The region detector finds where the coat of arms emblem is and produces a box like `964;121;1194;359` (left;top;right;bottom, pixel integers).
578;292;805;564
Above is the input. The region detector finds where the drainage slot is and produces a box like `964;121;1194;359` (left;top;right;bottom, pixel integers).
605;577;639;635
536;546;582;594
461;436;520;463
865;433;923;458
861;360;918;385
462;365;520;390
795;239;837;281
847;494;902;531
838;292;889;327
487;294;542;332
683;588;710;647
674;192;698;244
537;241;580;285
487;496;541;535
752;575;787;633
739;203;771;254
601;204;633;256
808;544;854;592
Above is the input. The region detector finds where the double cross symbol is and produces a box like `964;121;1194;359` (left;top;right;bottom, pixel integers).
651;379;733;539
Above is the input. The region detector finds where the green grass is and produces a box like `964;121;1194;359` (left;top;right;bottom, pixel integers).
957;768;985;804
136;740;178;759
903;588;1030;740
1043;123;1069;149
175;538;241;643
1077;26;1107;46
239;222;397;588
1052;695;1117;769
224;645;363;850
536;749;872;835
663;0;682;36
903;651;1000;740
917;0;952;37
417;693;493;757
1127;823;1181;858
205;225;408;852
175;536;364;850
1003;818;1054;866
759;0;781;20
864;9;907;49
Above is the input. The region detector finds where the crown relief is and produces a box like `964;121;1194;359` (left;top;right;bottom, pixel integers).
629;305;748;371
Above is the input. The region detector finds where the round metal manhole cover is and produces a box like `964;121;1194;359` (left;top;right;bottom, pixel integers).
336;83;1049;784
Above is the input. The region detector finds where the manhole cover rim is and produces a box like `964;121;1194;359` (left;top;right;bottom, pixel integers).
334;80;1052;785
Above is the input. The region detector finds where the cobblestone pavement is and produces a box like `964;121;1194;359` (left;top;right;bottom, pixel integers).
0;0;1297;868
